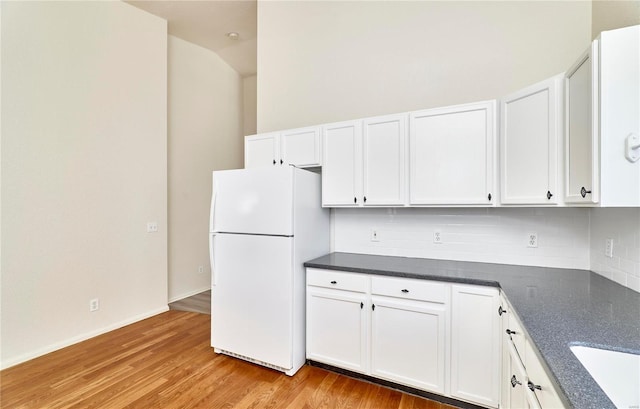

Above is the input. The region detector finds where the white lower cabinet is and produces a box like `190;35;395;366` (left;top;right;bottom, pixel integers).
524;341;566;408
306;268;500;408
506;340;529;409
369;276;448;394
499;295;566;409
306;270;368;374
450;284;501;408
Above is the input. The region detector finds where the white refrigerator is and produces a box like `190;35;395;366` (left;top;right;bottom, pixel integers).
209;166;329;376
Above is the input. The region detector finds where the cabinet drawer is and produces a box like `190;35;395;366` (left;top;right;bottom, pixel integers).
525;340;566;408
507;311;526;364
371;276;447;303
307;268;369;293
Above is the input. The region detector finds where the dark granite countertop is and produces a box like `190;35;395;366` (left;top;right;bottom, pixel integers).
304;252;640;409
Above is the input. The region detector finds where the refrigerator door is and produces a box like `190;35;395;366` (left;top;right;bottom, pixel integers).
211;233;293;369
211;167;294;236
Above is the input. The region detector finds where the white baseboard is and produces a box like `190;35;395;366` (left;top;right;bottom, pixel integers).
168;285;211;303
0;306;169;370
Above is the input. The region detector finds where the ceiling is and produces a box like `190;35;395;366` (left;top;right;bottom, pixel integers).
126;0;257;77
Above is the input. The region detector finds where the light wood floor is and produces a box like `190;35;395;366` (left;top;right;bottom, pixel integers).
169;290;211;314
0;311;460;409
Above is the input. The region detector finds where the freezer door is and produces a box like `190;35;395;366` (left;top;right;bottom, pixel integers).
211;234;293;369
211;167;293;235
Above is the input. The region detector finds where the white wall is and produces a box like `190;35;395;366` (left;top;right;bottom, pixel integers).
1;2;168;368
168;36;243;302
243;75;257;137
257;1;591;132
592;0;640;39
334;208;590;270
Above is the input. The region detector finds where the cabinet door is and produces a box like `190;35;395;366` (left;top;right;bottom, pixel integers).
450;284;500;408
370;297;446;393
306;287;368;373
322;121;362;206
280;126;322;168
245;133;279;168
500;76;562;205
362;114;407;206
599;25;640;206
565;42;599;204
410;101;496;205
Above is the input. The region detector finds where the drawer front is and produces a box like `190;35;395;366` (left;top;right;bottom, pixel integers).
307;268;369;293
507;311;526;364
371;276;447;303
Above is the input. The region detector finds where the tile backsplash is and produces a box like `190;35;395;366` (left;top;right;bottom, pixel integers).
589;208;640;293
333;207;591;270
332;207;640;293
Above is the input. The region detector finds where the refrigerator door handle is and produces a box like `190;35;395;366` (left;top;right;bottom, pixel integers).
210;185;217;233
209;233;217;286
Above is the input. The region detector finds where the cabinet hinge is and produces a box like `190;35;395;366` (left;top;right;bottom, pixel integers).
360;302;363;309
372;304;375;311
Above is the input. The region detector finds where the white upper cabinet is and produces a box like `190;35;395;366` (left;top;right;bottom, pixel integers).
410;101;496;206
245;127;321;169
322;115;408;207
362;114;407;206
322;120;363;206
245;132;280;168
565;41;599;204
280;126;322;167
500;75;563;205
565;25;640;206
599;26;640;206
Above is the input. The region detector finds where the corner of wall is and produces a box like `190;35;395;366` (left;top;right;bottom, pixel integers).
591;0;640;39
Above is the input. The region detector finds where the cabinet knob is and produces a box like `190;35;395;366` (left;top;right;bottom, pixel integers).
506;329;517;336
330;280;337;285
280;159;283;165
363;196;367;203
511;375;522;388
360;302;364;309
547;191;553;200
498;306;507;316
272;159;276;165
354;197;357;204
401;289;409;293
488;193;492;201
527;381;542;391
580;187;592;198
372;304;376;311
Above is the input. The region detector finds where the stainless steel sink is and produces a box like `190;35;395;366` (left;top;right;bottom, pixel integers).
570;345;640;409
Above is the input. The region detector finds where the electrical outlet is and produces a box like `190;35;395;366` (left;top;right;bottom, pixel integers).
198;265;204;274
433;230;442;244
371;229;380;242
147;222;158;233
605;238;614;258
89;298;99;312
527;233;538;248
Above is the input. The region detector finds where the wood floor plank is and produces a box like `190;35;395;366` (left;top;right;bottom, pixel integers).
0;311;460;409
